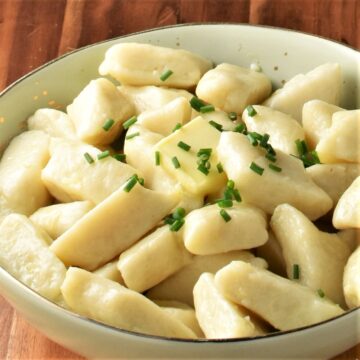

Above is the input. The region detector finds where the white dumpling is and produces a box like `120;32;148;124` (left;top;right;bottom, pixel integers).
263;63;341;122
99;43;212;89
0;130;51;215
343;246;360;308
93;260;125;285
196;63;272;114
67;78;134;145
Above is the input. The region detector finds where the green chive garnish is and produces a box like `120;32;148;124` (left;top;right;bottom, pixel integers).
160;69;173;81
246;105;257;117
260;133;270;148
97;150;110;160
172;156;181;169
265;153;277;162
197;148;212;157
293;264;300;280
170;218;185;232
317;289;325;298
177;141;191;152
125;132;140;140
208;120;223;132
155;151;161;165
247;133;258;146
173;207;186;220
112;153;126;162
232;189;242;202
295;139;308;157
190;96;206;112
234;123;247;134
172;123;182;132
227;180;235;189
197;164;209;175
310;150;321;164
138;177;145;186
123;175;139;192
223;188;233;200
220;209;231;222
200;104;215;113
84;152;94;164
217;199;233;208
102;118;115;131
250;162;264;175
266;143;276;156
216;162;224;173
123;116;137;130
228;112;237;121
268;163;282;172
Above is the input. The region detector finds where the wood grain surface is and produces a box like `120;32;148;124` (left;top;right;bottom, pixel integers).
0;0;359;359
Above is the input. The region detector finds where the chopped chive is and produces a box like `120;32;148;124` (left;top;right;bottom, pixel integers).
251;132;263;140
223;188;233;200
160;69;173;81
204;161;211;170
200;104;215;113
83;152;94;164
123;116;137;130
234;124;246;133
97;150;110;160
172;156;181;169
317;289;325;298
246;105;257;117
170;218;185;232
197;154;210;163
177;141;191;152
123;175;139;192
216;162;224;173
217;199;233;208
227;180;235;189
164;216;176;225
190;96;206;112
295;139;308;157
220;209;231;222
268;163;282;172
310;150;321;164
172;123;182;132
155;151;161;166
228;112;237;121
197;148;212;157
138;177;145;186
250;162;264;175
247;133;258;146
232;188;242;202
125;132;140;140
293;264;300;280
208;120;223;132
112;153;126;162
102;118;115;131
265;153;277;162
197;164;209;175
260;133;270;148
173;207;186;220
266;143;276;156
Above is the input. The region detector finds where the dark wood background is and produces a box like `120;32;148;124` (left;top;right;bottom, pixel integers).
0;0;359;359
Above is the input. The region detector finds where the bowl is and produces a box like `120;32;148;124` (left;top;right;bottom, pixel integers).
0;24;359;359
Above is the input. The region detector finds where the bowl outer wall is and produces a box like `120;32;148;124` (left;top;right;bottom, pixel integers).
0;24;359;359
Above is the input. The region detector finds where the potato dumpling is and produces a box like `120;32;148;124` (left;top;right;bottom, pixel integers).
93;260;125;285
215;261;344;331
263;63;341;122
42;138;138;204
306;163;359;204
30;201;94;240
147;251;267;306
99;43;212;89
118;85;194;115
51;182;178;270
343;247;360;309
242;105;305;155
27;108;76;140
316;110;360;164
194;273;265;339
302;100;343;148
217;132;333;220
270;204;350;307
155;116;227;196
61;267;196;339
0;130;51;215
196;63;272;114
338;229;360;252
0;193;13;225
67;78;134;145
118;225;192;293
0;214;66;300
333;176;360;229
183;203;268;255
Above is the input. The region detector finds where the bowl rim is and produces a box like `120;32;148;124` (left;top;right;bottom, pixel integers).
0;22;359;344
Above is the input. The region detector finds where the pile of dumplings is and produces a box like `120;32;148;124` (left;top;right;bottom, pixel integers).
0;42;359;340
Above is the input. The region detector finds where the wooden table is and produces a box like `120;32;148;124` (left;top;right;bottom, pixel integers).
0;0;358;358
